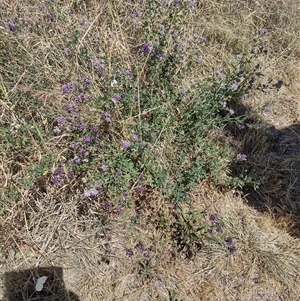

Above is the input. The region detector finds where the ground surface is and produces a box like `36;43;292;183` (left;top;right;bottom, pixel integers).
1;1;300;301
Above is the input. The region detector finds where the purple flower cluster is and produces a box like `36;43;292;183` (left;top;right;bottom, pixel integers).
153;49;163;59
126;248;134;258
226;237;236;255
137;241;151;258
121;140;130;148
208;213;222;234
6;21;16;32
57;116;65;125
67;103;76;112
72;92;87;102
61;82;74;94
125;70;133;78
237;153;247;161
101;111;111;122
112;93;121;103
65;48;72;55
84;187;98;197
83;77;91;86
82;135;91;143
139;41;152;55
100;163;109;172
51;165;75;185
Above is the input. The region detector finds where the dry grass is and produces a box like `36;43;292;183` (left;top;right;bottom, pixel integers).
1;0;300;300
1;184;300;300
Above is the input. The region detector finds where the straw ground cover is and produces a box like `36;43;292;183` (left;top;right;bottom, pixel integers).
1;0;300;300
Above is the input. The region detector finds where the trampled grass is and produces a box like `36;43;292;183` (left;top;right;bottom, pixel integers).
1;1;300;300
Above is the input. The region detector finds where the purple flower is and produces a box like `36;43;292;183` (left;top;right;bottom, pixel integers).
138;242;146;253
82;135;91;143
135;186;143;194
112;93;121;103
131;134;138;141
65;48;71;55
104;202;111;210
70;141;79;150
172;0;181;7
83;189;91;197
93;134;99;141
100;163;109;172
54;167;63;175
153;49;163;59
71;156;80;164
126;248;134;258
79;92;87;102
6;21;16;32
84;187;98;197
101;111;111;122
146;142;153;149
67;103;76;112
181;98;187;104
67;170;75;179
91;125;98;132
170;29;178;36
89;187;98;196
216;225;222;233
209;214;217;222
237;153;247;161
45;12;52;20
121;140;130;148
52;175;62;185
125;70;133;77
123;192;128;199
140;41;152;55
39;4;45;11
114;206;123;215
83;77;91;86
57;116;65;125
226;237;233;246
53;126;61;134
61;82;74;94
76;121;85;130
229;246;236;255
78;148;86;155
189;0;196;7
179;88;186;94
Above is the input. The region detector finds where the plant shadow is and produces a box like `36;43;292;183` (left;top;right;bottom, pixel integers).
3;266;79;301
228;102;300;237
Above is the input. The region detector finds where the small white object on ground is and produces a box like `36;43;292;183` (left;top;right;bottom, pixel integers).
35;276;48;291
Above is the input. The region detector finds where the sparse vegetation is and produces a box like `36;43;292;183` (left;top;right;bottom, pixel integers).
1;1;300;300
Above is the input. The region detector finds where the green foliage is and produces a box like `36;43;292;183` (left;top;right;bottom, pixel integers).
138;258;154;280
1;0;265;219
